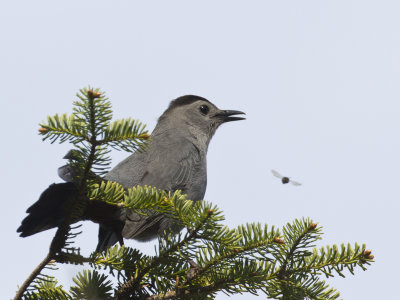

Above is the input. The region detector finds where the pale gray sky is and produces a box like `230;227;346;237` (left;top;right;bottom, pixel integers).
2;1;399;299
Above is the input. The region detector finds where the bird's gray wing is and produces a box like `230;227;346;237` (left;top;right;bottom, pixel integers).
120;140;202;240
58;150;101;183
58;165;75;183
58;150;78;182
122;211;166;241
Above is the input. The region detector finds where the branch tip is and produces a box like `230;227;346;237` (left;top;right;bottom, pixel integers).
308;223;318;231
139;133;151;140
161;197;169;205
87;89;102;99
363;249;374;260
273;237;285;245
363;249;372;257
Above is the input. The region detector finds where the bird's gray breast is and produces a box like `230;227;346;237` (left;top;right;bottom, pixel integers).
105;137;207;201
104;134;208;241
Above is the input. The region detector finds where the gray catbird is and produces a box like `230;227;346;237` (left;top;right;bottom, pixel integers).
18;95;245;251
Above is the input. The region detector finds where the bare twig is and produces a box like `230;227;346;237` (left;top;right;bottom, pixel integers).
13;254;52;300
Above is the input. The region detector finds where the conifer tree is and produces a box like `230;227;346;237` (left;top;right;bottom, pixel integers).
14;88;374;300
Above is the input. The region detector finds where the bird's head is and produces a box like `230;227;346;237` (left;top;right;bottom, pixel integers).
156;95;245;142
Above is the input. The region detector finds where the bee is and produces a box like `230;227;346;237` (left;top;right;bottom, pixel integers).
271;169;302;186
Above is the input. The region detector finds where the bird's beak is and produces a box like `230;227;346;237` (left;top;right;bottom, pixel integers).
214;110;246;122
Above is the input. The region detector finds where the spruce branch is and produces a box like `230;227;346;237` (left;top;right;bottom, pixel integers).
101;118;149;152
303;242;374;277
15;87;149;300
277;218;321;281
14;254;54;300
127;218;373;299
89;245;146;281
21;276;71;300
115;208;214;299
39;113;85;144
15;88;102;300
70;270;114;299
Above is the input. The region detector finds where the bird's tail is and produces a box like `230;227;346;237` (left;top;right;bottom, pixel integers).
17;182;79;237
18;181;125;253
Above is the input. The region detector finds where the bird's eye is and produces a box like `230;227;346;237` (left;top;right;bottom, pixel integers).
199;105;209;115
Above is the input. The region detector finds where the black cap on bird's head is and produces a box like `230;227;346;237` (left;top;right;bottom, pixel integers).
156;95;245;140
165;95;211;112
159;95;245;125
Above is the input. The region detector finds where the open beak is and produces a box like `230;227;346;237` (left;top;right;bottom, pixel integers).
214;110;246;122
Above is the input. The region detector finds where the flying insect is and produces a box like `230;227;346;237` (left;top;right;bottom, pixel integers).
271;169;302;186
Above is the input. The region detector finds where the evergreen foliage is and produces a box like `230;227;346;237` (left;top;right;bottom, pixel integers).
15;88;374;300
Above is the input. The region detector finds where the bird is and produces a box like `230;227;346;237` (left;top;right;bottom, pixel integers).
271;169;302;186
17;95;245;252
